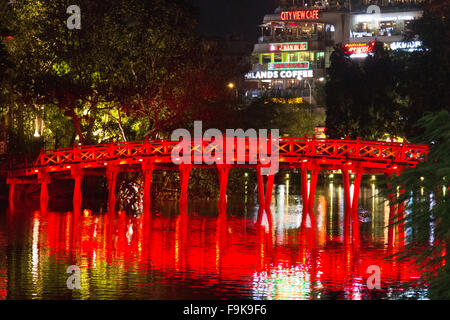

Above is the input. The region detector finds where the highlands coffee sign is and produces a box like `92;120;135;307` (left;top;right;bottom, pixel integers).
245;70;313;80
281;10;319;21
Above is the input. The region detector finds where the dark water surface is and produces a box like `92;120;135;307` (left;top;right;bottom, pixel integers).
0;180;428;300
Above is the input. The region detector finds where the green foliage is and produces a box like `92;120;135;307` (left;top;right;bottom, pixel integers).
325;1;450;140
238;99;323;137
325;42;405;140
383;110;450;298
395;0;450;138
1;0;240;150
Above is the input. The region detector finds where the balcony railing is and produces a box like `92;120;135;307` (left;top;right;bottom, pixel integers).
259;32;333;44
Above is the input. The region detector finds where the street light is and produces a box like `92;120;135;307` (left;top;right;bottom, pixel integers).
305;80;312;105
297;76;312;104
227;82;238;98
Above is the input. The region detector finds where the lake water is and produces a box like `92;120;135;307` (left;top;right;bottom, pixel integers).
0;178;428;299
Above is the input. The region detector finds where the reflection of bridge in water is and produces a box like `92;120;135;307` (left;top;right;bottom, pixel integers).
6;136;428;244
1;208;425;299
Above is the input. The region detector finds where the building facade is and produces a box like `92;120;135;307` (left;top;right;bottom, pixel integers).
244;0;424;102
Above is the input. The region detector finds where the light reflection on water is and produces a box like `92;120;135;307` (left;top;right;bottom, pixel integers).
0;181;428;300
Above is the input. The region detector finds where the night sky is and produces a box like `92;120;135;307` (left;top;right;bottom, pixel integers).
192;0;278;42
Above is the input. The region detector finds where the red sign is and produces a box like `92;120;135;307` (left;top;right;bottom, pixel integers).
268;62;309;71
270;42;308;52
281;10;319;21
344;42;375;55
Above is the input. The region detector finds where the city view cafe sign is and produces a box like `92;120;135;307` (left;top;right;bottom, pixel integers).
245;69;314;81
281;9;320;21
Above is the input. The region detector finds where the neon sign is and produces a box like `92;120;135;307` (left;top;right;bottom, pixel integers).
245;70;313;80
281;10;319;21
354;14;415;23
268;62;310;71
344;42;375;56
269;42;308;52
390;41;422;51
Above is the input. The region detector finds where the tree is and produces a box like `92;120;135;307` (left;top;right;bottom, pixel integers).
238;99;322;137
396;0;450;137
325;42;405;140
4;0;241;147
384;110;450;298
382;0;450;298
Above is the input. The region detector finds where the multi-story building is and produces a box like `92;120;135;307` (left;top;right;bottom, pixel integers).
244;0;424;102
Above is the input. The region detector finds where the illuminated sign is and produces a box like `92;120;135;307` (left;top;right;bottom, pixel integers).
269;42;308;52
268;62;309;71
354;14;415;23
390;41;422;51
344;42;375;57
281;10;319;21
245;70;313;80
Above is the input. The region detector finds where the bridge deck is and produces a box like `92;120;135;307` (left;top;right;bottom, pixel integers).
6;137;429;180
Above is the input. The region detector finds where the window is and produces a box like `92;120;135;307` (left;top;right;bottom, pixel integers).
274;53;282;63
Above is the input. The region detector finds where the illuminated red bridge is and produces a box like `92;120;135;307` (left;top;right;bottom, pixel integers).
6;136;428;242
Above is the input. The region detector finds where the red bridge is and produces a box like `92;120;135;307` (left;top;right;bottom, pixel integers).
6;136;428;243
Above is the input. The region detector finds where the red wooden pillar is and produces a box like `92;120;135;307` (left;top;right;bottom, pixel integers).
386;176;396;248
256;166;275;228
300;166;318;240
342;169;351;241
256;166;265;225
71;166;83;215
7;179;15;211
217;165;230;217
397;187;406;245
39;170;50;213
351;171;362;241
106;166;119;214
342;168;363;242
300;166;309;230
179;163;191;215
264;173;275;230
142;160;154;215
387;189;396;248
307;169;318;230
73;175;83;214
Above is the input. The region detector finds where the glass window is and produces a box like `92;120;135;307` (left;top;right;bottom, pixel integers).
288;53;298;62
274;53;282;63
261;54;272;64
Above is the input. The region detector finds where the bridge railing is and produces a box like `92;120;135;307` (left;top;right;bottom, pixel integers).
27;137;429;170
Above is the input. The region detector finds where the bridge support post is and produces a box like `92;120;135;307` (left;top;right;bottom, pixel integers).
256;166;265;223
217;165;230;216
71;166;83;215
342;168;362;242
106;166;119;213
387;192;396;248
256;166;275;228
142;160;154;215
300;166;318;232
343;169;351;241
179;163;191;214
397;187;406;245
351;171;362;241
386;174;406;247
8;180;15;211
38;170;50;213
